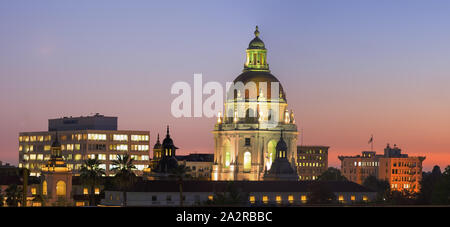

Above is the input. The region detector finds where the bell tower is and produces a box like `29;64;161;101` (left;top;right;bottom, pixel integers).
40;132;73;206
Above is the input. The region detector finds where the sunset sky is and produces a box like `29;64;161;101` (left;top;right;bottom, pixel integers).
1;0;449;171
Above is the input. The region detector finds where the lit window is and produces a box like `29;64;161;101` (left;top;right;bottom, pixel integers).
301;195;307;203
76;202;85;207
208;195;214;201
83;188;88;195
363;195;368;201
113;134;128;141
98;154;106;160
351;195;356;201
31;187;37;195
262;195;269;204
44;145;51;151
276;195;282;204
225;152;231;167
288;195;294;204
88;134;107;141
42;181;47;195
56;181;66;196
243;151;251;172
338;195;344;202
110;144;128;151
95;188;100;195
131;135;149;142
249;196;256;204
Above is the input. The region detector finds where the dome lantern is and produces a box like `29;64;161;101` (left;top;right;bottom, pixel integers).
244;26;269;72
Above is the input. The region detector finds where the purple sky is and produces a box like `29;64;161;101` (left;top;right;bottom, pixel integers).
1;0;450;171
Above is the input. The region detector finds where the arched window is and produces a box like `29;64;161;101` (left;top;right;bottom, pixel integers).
225;152;231;167
224;140;231;168
56;181;66;197
244;151;251;172
246;108;255;118
267;140;277;170
42;180;47;195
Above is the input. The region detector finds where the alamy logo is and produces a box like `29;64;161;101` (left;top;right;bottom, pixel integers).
171;74;287;128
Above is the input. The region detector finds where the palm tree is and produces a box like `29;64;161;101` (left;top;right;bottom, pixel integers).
5;184;23;207
79;158;105;206
169;165;191;206
111;154;136;206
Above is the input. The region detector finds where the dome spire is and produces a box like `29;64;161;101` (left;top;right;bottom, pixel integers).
254;25;260;37
166;125;170;137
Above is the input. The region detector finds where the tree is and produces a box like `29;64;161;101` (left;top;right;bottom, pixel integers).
388;190;416;205
206;182;247;206
417;165;442;204
317;167;348;181
307;181;336;204
431;165;450;205
80;158;105;206
0;188;4;207
111;154;136;207
362;175;390;202
169;165;192;207
5;184;23;207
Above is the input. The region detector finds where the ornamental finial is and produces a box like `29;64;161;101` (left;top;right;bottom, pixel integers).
254;26;260;37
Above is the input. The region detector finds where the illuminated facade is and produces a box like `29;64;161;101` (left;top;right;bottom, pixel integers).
40;134;73;205
297;146;329;180
19;115;150;176
339;144;425;193
212;27;298;181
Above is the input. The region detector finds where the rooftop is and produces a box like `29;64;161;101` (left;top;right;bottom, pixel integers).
126;180;375;193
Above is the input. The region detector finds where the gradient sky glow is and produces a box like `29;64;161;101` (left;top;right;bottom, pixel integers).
1;0;450;171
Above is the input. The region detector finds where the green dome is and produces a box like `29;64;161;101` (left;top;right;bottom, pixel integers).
248;26;266;49
248;36;265;49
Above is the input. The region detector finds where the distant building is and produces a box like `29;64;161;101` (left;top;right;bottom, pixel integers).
339;144;425;193
100;181;376;206
176;154;214;180
145;126;180;180
19;114;150;177
297;145;329;180
48;113;117;131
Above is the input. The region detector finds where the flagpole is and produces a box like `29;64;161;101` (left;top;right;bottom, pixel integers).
371;134;373;152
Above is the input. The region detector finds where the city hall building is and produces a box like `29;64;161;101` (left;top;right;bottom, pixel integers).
212;27;299;181
18;114;150;176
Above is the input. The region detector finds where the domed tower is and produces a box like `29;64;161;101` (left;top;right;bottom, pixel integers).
150;134;162;169
212;26;298;181
263;130;299;181
154;126;179;173
41;132;73;205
